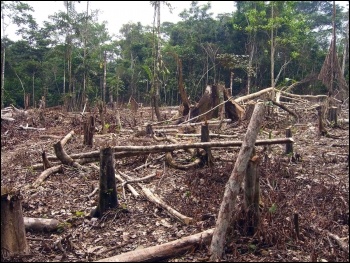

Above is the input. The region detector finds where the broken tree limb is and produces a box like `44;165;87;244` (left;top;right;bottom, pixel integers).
210;102;266;261
138;184;193;225
60;130;75;146
267;99;299;119
31;165;64;188
19;124;46;131
118;171;192;225
42;150;53;170
95;228;214;262
23;217;61;232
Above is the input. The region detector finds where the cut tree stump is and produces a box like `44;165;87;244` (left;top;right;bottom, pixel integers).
84;115;95;146
92;147;118;218
1;187;30;259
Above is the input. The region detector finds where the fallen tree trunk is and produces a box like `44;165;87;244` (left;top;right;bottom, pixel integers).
23;217;60;232
210;102;265;261
95;228;214;262
234;87;273;103
45;138;293;162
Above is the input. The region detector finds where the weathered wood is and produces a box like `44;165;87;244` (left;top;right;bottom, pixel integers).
1;188;29;259
285;127;293;155
165;152;201;170
84;115;95;146
234;87;274;103
95;228;214;262
54;141;87;171
210;102;265;261
268;99;299;119
223;88;245;121
244;152;260;236
42;150;53;170
46;138;294;163
31;165;63;188
23;217;60;232
201;123;213;167
93;147;118;218
60;130;75;146
328;106;338;126
316;105;327;136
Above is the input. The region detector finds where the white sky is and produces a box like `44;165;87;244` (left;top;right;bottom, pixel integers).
5;1;236;41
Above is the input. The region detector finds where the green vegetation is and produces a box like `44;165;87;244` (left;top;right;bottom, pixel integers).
1;1;348;109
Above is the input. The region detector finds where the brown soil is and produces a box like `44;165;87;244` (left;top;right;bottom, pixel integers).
1;102;349;262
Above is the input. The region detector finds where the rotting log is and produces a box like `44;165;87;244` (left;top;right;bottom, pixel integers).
24;217;60;232
1;187;30;259
210;102;265;261
95;228;214;262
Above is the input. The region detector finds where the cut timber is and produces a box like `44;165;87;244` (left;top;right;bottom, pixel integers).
23;217;60;232
95;228;214;262
210;102;265;261
1;187;29;259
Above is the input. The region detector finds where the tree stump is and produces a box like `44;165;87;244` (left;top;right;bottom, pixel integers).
201;123;213;167
1;187;29;260
92;147;118;218
328;106;338;126
316;105;327;136
285;126;293;155
244;150;260;236
84;115;95;146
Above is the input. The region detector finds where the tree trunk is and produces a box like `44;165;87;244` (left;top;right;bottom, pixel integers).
209;103;265;261
1;187;29;260
201;123;213;167
92;147;118;218
84;115;95;146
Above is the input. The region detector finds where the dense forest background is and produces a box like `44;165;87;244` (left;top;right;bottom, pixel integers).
1;1;349;110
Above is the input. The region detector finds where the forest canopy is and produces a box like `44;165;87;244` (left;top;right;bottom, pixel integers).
1;1;349;110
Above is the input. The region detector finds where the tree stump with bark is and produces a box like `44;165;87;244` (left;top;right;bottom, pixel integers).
92;147;118;218
1;187;30;260
84;115;95;146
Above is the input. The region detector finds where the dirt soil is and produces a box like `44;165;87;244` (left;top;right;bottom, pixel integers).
1;101;349;262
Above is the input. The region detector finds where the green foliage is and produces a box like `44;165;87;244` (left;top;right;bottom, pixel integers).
1;1;348;108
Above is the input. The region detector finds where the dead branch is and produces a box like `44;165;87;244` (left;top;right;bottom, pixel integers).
118;171;192;225
268;99;299;119
95;228;214;262
19;124;46;131
234;87;274;103
31;165;63;188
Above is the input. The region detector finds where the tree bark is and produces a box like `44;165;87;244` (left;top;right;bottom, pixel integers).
93;147;118;218
1;188;30;259
23;217;60;232
209;102;265;261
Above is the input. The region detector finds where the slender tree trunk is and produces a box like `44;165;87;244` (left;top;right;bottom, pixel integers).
341;18;348;77
210;103;265;261
103;51;107;103
1;46;5;109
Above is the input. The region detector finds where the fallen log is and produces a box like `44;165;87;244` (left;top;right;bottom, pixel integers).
23;217;60;232
234;87;273;103
95;228;214;262
46;138;294;161
31;165;63;188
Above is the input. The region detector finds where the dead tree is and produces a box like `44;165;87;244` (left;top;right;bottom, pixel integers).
92;147;118;218
1;187;29;259
190;85;220;122
209;102;265;261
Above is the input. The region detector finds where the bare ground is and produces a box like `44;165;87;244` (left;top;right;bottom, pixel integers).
1;101;349;262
